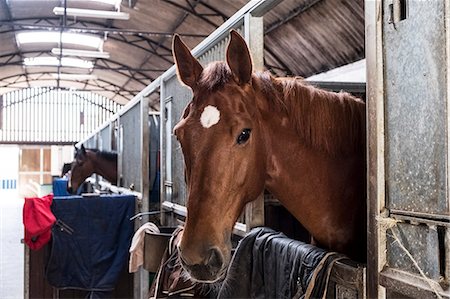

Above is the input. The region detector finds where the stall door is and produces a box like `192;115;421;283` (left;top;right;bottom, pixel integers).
369;0;450;297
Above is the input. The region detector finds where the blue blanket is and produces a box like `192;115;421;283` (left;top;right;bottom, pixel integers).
46;194;135;297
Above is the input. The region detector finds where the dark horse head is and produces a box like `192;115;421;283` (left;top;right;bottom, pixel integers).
68;144;118;194
172;31;366;282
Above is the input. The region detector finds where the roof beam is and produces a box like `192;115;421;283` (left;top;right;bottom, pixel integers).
0;50;154;87
0;20;207;37
0;73;139;101
264;0;323;34
111;0;204;101
1;0;30;88
161;0;220;28
0;18;176;64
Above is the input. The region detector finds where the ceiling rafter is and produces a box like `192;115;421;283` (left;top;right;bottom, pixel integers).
0;73;140;101
1;0;30;88
111;0;205;101
264;0;322;34
0;50;155;86
0;19;208;37
0;18;175;65
0;1;232;103
194;0;228;22
2;86;123;112
161;0;221;29
70;19;176;62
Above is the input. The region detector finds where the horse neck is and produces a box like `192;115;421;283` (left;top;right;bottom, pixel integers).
254;77;366;255
89;152;118;184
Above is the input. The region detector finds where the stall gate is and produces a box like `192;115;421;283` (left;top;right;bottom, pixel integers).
367;0;450;298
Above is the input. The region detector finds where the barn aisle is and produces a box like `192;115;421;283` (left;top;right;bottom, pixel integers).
0;189;24;298
0;146;23;298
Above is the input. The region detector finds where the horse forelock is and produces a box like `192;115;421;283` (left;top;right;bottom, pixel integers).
254;72;365;156
197;61;233;92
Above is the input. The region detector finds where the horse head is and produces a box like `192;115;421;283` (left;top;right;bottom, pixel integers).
68;144;94;194
172;31;267;282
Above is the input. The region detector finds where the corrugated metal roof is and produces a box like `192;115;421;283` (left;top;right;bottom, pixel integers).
0;0;365;109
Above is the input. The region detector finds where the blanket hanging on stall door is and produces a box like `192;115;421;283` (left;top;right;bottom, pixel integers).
217;227;346;299
23;193;56;250
45;194;135;297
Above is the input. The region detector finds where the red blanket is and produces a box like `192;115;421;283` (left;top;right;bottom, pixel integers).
23;194;55;250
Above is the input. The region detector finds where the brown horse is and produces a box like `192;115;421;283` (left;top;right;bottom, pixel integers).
68;144;118;194
172;30;366;282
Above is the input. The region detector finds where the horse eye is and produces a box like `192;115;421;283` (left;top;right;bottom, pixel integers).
237;128;251;145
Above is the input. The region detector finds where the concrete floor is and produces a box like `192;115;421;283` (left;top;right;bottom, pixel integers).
0;190;24;298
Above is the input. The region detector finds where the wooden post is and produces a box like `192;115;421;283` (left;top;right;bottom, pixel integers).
366;0;387;298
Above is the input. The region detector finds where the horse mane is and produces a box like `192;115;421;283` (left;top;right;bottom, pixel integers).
86;148;118;162
254;72;365;156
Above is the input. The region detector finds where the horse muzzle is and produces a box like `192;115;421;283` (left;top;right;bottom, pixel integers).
179;246;226;283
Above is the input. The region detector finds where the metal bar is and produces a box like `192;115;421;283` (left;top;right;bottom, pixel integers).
162;0;220;28
161;201;247;237
0;59;164;73
0;20;208;37
390;209;450;223
390;213;450;228
87;178;143;200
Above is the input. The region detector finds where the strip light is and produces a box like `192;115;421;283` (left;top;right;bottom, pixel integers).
24;57;94;69
16;31;103;49
53;7;130;20
52;48;110;59
51;73;98;81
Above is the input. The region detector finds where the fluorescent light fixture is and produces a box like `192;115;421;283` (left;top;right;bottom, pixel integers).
53;7;129;20
52;48;110;59
24;57;94;69
16;31;103;49
51;73;98;81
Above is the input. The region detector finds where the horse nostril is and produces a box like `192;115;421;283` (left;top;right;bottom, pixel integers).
67;187;73;194
208;248;223;270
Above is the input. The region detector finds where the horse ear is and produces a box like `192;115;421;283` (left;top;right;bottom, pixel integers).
172;34;203;89
226;30;252;85
80;144;86;155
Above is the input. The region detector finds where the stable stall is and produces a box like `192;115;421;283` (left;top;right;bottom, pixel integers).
73;0;369;298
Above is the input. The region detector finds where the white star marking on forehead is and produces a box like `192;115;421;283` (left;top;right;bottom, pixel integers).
200;105;221;128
